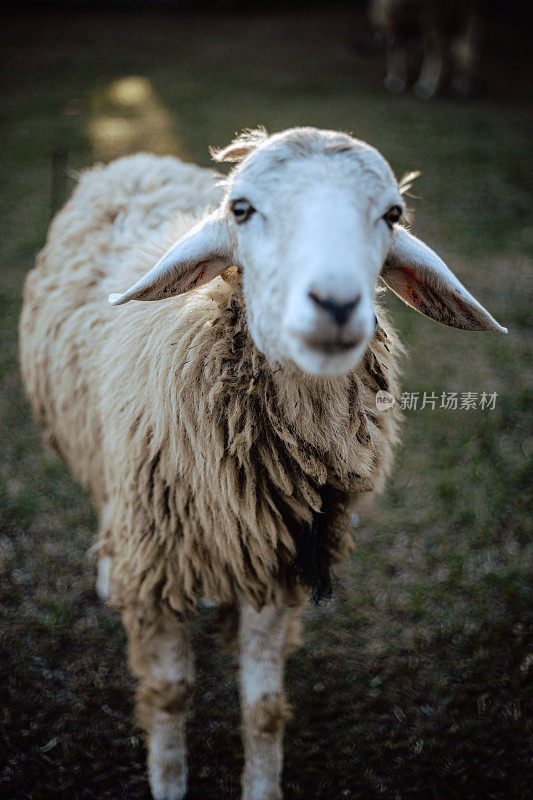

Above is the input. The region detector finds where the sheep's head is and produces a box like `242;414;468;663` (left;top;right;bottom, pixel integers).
109;127;506;376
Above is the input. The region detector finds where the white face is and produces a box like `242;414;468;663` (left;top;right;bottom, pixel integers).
110;130;506;343
227;152;404;376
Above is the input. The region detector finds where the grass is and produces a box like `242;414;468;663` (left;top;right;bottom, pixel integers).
0;2;531;798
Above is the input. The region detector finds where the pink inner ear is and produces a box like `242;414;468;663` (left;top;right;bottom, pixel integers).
182;258;222;294
398;266;476;319
384;229;507;333
189;263;208;289
388;265;487;330
397;265;425;309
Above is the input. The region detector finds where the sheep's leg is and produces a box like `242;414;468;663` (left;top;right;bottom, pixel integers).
384;41;408;93
415;26;446;98
449;15;478;98
124;612;194;800
239;601;294;800
415;45;446;98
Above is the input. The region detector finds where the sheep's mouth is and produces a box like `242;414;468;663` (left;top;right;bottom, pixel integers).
303;337;361;355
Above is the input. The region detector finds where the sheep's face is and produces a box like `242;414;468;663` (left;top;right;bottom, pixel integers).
226;136;404;376
109;128;507;358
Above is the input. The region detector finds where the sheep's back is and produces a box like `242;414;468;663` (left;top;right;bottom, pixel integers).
19;153;223;503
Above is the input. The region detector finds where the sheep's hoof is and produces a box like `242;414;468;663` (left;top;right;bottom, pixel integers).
242;780;282;800
149;778;187;800
414;80;438;99
149;751;187;800
384;74;406;93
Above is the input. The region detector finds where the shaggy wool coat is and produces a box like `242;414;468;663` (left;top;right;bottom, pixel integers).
19;153;402;627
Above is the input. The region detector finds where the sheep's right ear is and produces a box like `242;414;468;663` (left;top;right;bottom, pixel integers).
108;215;233;306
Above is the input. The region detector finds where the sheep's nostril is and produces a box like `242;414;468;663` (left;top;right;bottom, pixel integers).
308;292;361;326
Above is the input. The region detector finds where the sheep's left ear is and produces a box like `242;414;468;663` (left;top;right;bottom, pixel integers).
382;228;507;333
109;214;233;306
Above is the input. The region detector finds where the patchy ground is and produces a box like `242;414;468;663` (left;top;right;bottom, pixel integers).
0;3;531;798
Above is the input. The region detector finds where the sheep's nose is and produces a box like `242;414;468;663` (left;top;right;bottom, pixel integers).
308;291;361;326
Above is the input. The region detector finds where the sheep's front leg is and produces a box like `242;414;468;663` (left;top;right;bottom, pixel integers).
449;15;478;98
384;42;408;93
239;602;293;800
124;611;194;800
415;26;446;98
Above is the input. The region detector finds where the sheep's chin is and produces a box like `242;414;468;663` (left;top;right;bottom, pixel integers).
287;338;368;377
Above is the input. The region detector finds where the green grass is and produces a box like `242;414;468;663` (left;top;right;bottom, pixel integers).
0;3;532;799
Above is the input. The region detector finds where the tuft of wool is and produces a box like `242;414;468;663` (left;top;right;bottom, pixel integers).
19;153;403;631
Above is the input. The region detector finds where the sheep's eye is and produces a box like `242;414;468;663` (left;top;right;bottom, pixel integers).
230;199;255;224
383;205;403;228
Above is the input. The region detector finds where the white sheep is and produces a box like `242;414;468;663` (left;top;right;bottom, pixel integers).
19;126;506;800
369;0;479;98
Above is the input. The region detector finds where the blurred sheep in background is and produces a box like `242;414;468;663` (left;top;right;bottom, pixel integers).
369;0;480;98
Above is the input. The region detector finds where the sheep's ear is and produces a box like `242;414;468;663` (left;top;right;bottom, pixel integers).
211;127;269;163
382;227;507;333
108;215;233;306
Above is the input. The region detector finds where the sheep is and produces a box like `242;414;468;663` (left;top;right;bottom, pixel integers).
19;126;506;800
369;0;480;98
